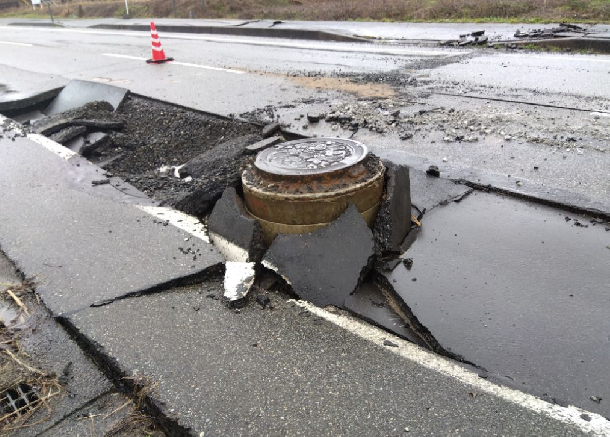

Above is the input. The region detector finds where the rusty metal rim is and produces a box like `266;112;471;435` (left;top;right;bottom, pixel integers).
248;201;380;246
242;160;385;201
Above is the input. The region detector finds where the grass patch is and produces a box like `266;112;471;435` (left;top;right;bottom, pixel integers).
1;0;609;22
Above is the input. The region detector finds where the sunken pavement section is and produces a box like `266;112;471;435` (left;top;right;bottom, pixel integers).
0;80;608;436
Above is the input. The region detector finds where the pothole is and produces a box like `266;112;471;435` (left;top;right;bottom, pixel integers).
2;80;469;359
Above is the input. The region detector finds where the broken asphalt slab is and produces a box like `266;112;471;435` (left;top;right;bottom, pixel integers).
0;132;224;316
385;191;610;418
173;134;262;217
263;204;374;308
179;133;262;179
373;161;412;253
43;79;128;116
63;282;597;437
0;86;62;115
409;168;472;213
208;187;266;263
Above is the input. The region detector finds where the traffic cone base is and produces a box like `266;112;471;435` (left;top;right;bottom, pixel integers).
146;57;174;64
147;22;173;64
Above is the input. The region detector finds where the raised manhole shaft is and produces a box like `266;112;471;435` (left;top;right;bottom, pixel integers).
242;138;384;245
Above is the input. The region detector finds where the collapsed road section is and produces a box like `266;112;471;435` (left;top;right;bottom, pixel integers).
1;79;609;434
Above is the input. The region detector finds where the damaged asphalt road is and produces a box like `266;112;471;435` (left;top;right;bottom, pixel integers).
0;21;609;436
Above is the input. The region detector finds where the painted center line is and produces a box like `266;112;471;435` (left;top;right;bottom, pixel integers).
0;40;33;47
102;53;244;74
0;26;457;58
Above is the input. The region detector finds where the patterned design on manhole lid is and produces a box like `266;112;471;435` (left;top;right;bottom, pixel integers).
255;138;368;176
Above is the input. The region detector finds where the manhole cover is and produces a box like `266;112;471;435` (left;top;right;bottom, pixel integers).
255;138;368;176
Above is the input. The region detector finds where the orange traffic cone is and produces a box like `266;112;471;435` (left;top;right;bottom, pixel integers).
146;22;173;64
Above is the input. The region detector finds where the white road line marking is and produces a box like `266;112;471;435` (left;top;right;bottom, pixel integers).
102;53;244;74
27;133;77;160
16;122;212;245
0;26;458;58
293;300;610;436
0;40;33;46
136;205;211;243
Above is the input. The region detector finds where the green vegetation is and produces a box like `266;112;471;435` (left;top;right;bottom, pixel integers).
1;0;609;23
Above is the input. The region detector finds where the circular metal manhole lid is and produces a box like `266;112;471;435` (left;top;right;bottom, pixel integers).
254;138;368;176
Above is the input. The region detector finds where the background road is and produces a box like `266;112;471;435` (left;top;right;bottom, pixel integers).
1;21;609;215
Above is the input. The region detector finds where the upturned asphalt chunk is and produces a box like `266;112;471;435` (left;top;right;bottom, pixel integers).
385;191;610;418
44;80;128;116
373;161;412;253
208;187;266;262
263;204;374;308
175;134;262;216
0;134;223;316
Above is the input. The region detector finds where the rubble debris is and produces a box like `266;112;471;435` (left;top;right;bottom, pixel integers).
263;204;374;308
373;162;412;254
245;136;283;153
261;122;281;139
44;79;128;116
306;113;324;123
223;261;256;306
255;294;271;309
91;179;110;186
49;125;87;145
208;187;266;263
426;165;440;178
80;132;110;157
458;31;489;46
31;101;118;136
515;23;586;39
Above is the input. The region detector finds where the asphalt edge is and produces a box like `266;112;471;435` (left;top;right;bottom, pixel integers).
56;314;191;437
87;23;366;43
294;300;610;436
